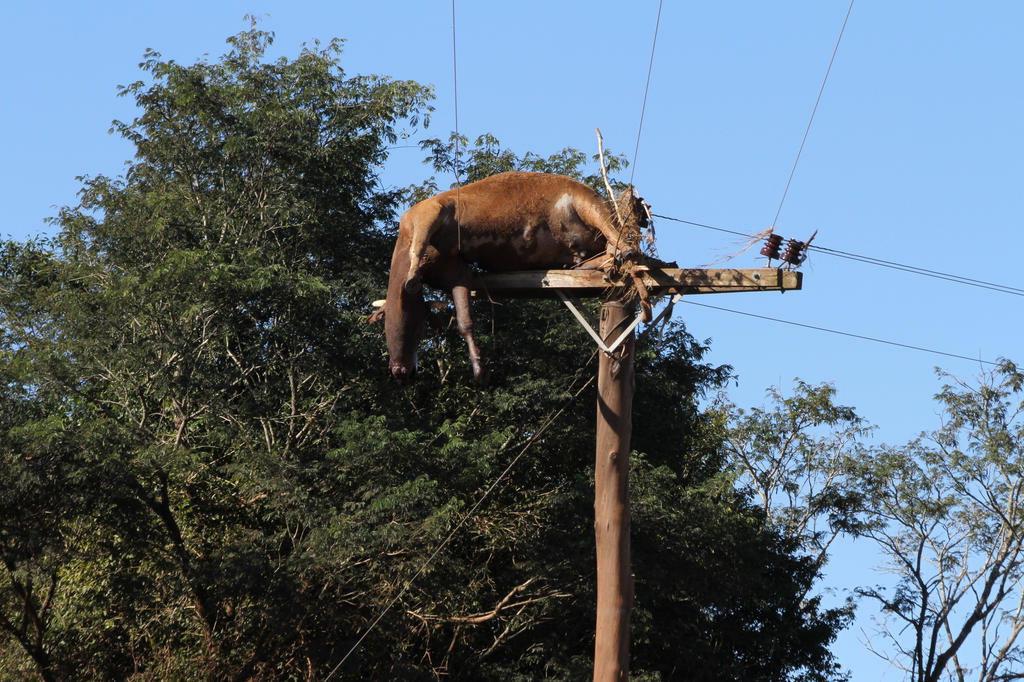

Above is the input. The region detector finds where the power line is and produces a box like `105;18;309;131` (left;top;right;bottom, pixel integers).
653;213;747;238
808;244;1024;295
682;300;1000;367
629;0;665;187
651;212;1024;298
809;246;1024;296
451;0;461;178
451;0;463;251
324;362;597;679
771;0;855;229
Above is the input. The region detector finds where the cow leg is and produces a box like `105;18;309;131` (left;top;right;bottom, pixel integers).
631;271;653;322
403;201;445;292
451;283;485;383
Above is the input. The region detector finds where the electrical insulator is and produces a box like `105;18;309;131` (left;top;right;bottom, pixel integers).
781;239;807;266
760;234;783;260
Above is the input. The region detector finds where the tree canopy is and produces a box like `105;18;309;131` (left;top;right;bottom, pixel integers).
0;26;849;680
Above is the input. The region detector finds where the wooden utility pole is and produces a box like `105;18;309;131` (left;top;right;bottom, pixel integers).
593;300;635;681
473;267;802;681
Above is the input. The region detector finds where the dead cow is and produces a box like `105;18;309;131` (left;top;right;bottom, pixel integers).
373;171;648;383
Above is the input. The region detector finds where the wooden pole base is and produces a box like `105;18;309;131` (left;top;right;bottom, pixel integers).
593;300;635;682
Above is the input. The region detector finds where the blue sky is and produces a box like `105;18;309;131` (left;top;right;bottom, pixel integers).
3;2;1022;678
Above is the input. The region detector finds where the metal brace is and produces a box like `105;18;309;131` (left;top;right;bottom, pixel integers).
647;292;682;331
556;291;684;355
556;291;645;355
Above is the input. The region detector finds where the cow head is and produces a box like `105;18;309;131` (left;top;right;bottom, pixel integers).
372;292;451;383
383;283;427;383
616;187;651;230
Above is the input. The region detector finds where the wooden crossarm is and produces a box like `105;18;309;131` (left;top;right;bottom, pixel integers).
470;267;802;298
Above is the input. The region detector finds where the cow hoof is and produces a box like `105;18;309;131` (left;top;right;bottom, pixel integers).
390;363;416;384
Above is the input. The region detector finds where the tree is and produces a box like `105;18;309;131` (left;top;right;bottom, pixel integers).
2;23;435;680
850;362;1024;682
1;24;849;680
722;381;871;569
0;291;72;681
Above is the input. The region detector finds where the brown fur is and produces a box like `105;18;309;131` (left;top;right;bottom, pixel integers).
380;172;641;383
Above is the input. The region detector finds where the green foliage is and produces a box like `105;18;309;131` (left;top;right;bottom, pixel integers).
416;131;630;199
723;381;872;565
0;26;847;681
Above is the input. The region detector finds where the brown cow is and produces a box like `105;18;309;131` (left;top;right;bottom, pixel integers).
375;171;649;383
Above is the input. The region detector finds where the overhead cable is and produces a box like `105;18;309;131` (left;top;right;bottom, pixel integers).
629;0;665;187
682;300;1000;366
771;0;855;228
651;213;1024;297
451;0;461;181
451;0;463;250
